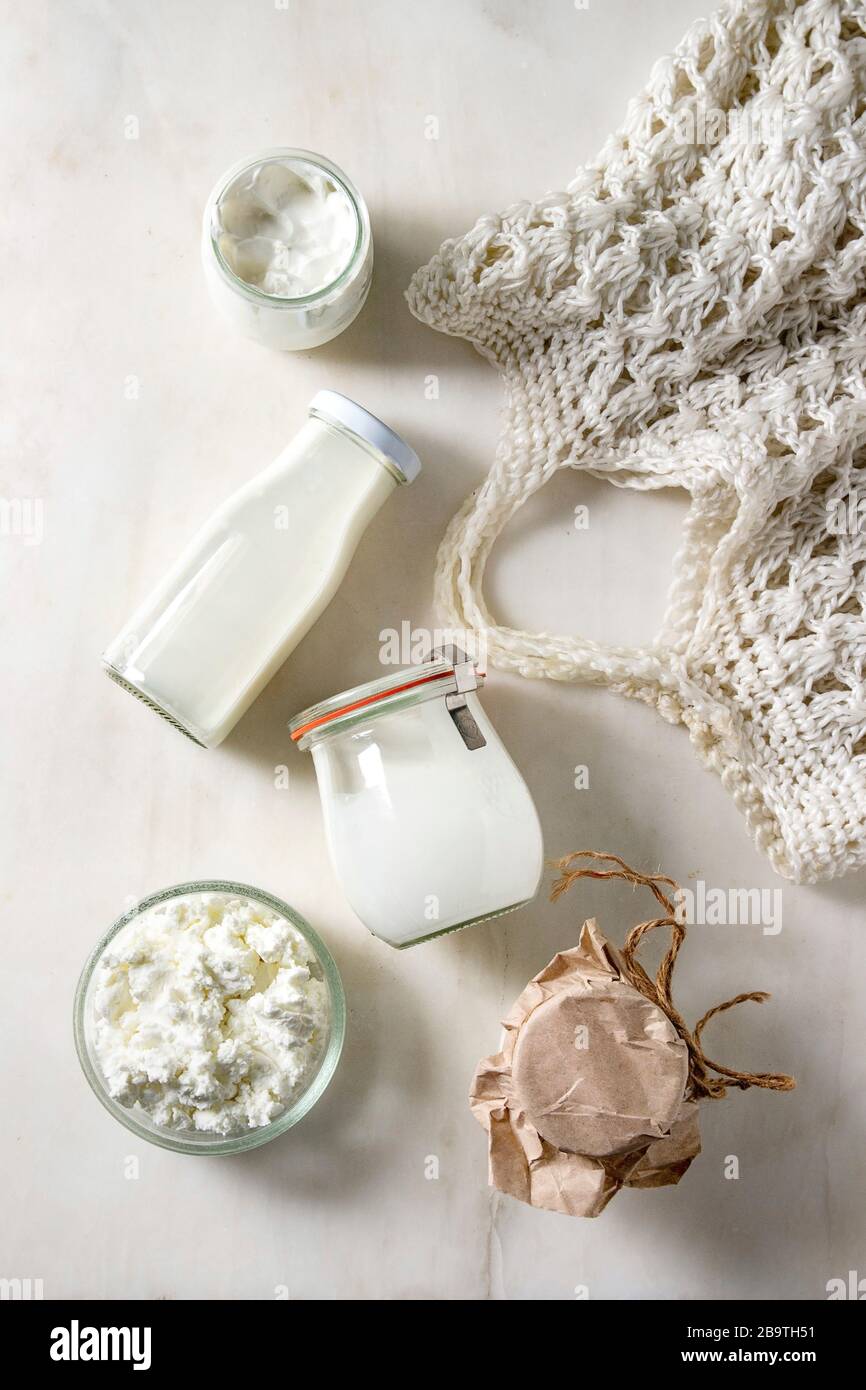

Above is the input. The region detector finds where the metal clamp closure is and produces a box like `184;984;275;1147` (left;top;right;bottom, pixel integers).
433;645;487;751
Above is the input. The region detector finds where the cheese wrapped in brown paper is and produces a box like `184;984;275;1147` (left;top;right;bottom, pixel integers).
471;918;701;1216
470;852;794;1217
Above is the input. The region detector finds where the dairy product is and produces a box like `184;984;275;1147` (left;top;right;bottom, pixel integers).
291;659;544;947
214;157;357;298
103;391;421;748
202;148;372;349
90;891;331;1135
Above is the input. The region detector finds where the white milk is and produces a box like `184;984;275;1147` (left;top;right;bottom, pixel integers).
295;677;544;947
103;393;420;747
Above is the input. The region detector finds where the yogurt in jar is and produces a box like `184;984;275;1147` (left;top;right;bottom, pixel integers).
202;148;372;350
290;652;544;947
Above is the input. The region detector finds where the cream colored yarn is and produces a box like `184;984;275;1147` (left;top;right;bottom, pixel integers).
407;0;866;885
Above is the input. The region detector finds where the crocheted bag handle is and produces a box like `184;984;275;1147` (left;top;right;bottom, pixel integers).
433;383;689;704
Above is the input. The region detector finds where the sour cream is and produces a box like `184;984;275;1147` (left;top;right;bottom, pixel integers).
202;149;372;349
214;157;357;298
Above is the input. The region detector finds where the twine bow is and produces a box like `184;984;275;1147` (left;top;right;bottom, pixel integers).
550;850;795;1099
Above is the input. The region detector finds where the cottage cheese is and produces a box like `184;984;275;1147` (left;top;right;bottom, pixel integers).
91;892;331;1135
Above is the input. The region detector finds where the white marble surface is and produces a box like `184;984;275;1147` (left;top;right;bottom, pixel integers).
2;0;865;1301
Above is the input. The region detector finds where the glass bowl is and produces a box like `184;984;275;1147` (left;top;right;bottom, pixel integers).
73;880;345;1155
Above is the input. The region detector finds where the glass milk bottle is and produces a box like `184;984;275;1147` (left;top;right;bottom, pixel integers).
103;392;421;747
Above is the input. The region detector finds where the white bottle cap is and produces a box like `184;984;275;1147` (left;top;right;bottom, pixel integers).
309;389;421;484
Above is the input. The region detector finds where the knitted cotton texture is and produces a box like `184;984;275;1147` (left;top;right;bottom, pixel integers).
407;0;866;885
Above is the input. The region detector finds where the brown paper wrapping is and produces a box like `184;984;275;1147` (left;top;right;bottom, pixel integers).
470;919;702;1217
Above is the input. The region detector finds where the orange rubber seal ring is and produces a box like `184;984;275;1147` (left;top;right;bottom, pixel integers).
290;670;452;742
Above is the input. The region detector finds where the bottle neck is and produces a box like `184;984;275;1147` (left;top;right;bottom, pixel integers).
305;416;399;521
309;411;408;487
259;417;398;511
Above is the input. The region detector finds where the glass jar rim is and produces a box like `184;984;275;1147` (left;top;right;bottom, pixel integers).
73;880;346;1156
203;147;370;309
289;658;487;749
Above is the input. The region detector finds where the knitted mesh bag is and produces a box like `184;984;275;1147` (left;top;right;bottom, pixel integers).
406;0;866;885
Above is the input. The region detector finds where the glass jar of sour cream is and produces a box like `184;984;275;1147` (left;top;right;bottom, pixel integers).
289;652;544;947
202;148;372;350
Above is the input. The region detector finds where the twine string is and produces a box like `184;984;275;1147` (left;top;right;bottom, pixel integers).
550;850;795;1099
